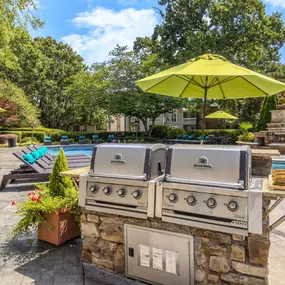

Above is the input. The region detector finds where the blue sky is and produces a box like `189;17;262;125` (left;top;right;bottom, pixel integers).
31;0;285;65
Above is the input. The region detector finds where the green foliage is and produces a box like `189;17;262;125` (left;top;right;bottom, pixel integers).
238;132;255;142
239;122;254;132
21;136;40;144
94;46;185;136
151;125;171;139
167;128;186;139
49;148;73;197
11;185;80;239
0;80;40;127
0;1;42;70
256;95;277;131
4;36;85;130
67;71;109;128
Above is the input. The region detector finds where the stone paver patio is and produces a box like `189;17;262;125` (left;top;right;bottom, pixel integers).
1;147;285;284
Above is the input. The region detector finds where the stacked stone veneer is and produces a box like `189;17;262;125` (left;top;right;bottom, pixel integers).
80;199;270;285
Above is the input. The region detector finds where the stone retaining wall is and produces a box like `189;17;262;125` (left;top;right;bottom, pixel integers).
81;199;270;285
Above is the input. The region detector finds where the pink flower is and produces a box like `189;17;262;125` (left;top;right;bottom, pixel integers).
12;201;16;206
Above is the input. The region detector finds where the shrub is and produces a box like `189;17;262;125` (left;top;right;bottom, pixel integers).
69;138;75;144
86;138;92;144
167;128;185;138
151;125;170;138
238;132;255;142
49;148;73;197
0;133;18;144
140;136;161;143
21;136;40;144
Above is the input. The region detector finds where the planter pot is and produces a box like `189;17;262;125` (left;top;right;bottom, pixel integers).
38;209;81;246
8;137;17;147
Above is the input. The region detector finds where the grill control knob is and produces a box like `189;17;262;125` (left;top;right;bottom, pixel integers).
228;201;239;212
187;195;197;206
89;185;99;193
169;193;178;203
117;188;127;197
206;198;217;209
133;190;142;199
103;187;112;195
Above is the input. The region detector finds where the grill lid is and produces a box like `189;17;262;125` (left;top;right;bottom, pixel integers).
165;145;251;189
90;143;167;181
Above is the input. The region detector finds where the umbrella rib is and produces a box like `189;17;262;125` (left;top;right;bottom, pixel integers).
217;78;226;99
179;76;194;97
209;76;237;88
175;75;192;83
239;76;269;95
145;75;174;92
200;76;205;86
209;77;218;87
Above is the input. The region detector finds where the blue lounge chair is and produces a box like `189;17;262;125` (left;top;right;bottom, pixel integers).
107;135;118;143
79;135;87;144
44;136;52;145
61;135;70;145
92;135;102;144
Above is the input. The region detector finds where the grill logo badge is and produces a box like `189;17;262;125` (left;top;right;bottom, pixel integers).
111;153;125;164
194;156;213;169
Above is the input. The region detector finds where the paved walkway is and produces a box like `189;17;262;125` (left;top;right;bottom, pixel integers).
0;148;285;284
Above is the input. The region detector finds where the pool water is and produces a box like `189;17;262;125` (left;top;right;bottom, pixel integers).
47;145;95;157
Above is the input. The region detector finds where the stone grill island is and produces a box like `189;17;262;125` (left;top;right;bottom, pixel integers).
79;144;270;285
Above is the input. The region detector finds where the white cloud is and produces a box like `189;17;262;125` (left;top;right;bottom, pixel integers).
264;0;285;8
117;0;137;6
62;7;158;64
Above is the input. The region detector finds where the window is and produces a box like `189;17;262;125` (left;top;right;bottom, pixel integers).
130;126;137;132
171;109;177;123
130;117;136;123
183;111;196;119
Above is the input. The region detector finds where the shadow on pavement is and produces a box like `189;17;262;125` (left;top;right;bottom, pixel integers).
0;237;83;285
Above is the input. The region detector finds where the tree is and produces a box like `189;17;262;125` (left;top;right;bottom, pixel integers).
49;148;73;197
0;0;42;69
134;0;285;125
66;71;109;129
256;95;277;131
3;36;85;130
95;46;184;136
0;79;40;127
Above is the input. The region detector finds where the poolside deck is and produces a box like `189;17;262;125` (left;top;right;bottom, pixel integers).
1;147;285;284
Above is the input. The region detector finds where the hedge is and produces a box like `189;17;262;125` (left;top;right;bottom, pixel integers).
0;127;243;144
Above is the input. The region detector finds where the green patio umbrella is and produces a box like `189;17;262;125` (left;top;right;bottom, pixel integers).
206;110;237;129
205;110;237;120
0;108;5;113
136;54;285;141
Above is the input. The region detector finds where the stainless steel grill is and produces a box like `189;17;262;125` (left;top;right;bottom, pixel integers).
156;145;263;236
79;143;167;219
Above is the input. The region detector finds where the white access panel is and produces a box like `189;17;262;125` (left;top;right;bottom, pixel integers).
124;225;194;285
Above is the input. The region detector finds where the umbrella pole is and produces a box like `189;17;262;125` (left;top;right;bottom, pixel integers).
201;87;208;145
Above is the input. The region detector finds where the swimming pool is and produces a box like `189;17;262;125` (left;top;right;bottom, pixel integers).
47;145;95;157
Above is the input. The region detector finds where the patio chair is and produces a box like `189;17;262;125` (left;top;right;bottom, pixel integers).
92;135;102;144
0;150;90;190
208;135;216;144
107;135;118;143
78;135;87;144
28;145;91;163
44;136;52;145
61;135;70;145
21;148;90;169
221;136;229;145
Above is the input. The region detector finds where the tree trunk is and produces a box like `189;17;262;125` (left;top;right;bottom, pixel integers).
148;118;156;137
141;119;149;135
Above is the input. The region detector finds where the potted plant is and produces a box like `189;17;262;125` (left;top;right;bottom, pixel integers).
236;122;258;149
11;148;81;246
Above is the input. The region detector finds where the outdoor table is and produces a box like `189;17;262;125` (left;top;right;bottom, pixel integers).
263;178;285;231
60;166;89;190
